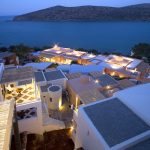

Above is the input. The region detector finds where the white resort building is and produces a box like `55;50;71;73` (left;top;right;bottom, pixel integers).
0;45;149;150
40;45;150;82
40;45;96;65
73;83;150;150
0;63;71;144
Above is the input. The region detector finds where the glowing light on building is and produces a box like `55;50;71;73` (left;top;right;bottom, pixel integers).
95;80;99;83
111;64;122;69
75;96;79;110
55;51;61;54
59;105;64;111
59;98;62;110
89;54;94;58
53;44;58;49
119;75;124;78
106;85;111;90
111;72;116;76
70;126;74;132
53;44;60;50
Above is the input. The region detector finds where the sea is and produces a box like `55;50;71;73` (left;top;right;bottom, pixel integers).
0;16;150;55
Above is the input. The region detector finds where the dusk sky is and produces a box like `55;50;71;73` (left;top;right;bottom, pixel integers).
0;0;150;16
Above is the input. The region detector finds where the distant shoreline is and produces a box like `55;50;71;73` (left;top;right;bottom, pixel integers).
1;16;150;23
13;4;150;22
0;43;131;55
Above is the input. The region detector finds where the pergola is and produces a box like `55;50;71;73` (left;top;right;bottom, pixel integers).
0;100;14;150
0;67;39;105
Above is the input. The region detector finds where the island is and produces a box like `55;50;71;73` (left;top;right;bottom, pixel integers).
13;3;150;21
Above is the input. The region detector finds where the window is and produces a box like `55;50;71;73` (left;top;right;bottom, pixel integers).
50;98;52;102
17;107;37;120
80;101;83;105
87;130;90;136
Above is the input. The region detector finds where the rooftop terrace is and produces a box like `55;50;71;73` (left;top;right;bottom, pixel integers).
0;66;34;84
43;45;72;55
96;74;118;87
62;50;87;59
68;75;106;104
106;55;143;70
4;81;39;105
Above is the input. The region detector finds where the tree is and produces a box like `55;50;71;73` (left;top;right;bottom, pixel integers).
88;49;100;55
132;43;150;58
77;48;86;52
0;47;8;52
71;60;78;64
9;44;32;57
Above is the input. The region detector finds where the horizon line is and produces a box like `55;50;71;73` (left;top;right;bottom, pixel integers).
1;2;150;16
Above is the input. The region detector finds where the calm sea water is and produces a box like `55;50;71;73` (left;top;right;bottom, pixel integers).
0;16;150;54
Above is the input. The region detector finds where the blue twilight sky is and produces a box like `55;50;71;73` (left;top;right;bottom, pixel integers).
0;0;150;16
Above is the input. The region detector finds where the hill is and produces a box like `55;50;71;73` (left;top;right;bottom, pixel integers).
13;4;150;21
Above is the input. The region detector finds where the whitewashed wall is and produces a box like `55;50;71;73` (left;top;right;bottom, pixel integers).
17;99;43;135
47;78;67;90
74;108;109;150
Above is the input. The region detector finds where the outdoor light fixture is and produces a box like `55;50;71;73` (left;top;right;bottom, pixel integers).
70;126;74;132
111;72;116;76
53;44;60;50
58;98;62;110
106;85;111;90
59;105;64;111
95;80;99;83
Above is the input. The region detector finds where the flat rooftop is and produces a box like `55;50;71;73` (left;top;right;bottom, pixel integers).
35;70;66;83
0;100;14;150
43;45;72;55
24;62;52;70
105;55;143;70
79;88;105;104
135;61;149;72
106;55;133;67
89;71;103;79
84;98;150;147
126;138;150;150
115;83;150;126
0;66;34;84
0;51;15;59
90;59;102;64
97;74;118;87
81;53;96;60
44;70;66;81
66;72;82;80
118;79;136;89
40;83;52;93
90;55;108;62
68;75;106;104
18;79;32;86
40;52;56;58
62;50;86;58
34;71;45;83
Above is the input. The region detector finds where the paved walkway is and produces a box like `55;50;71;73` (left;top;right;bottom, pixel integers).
49;95;73;128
